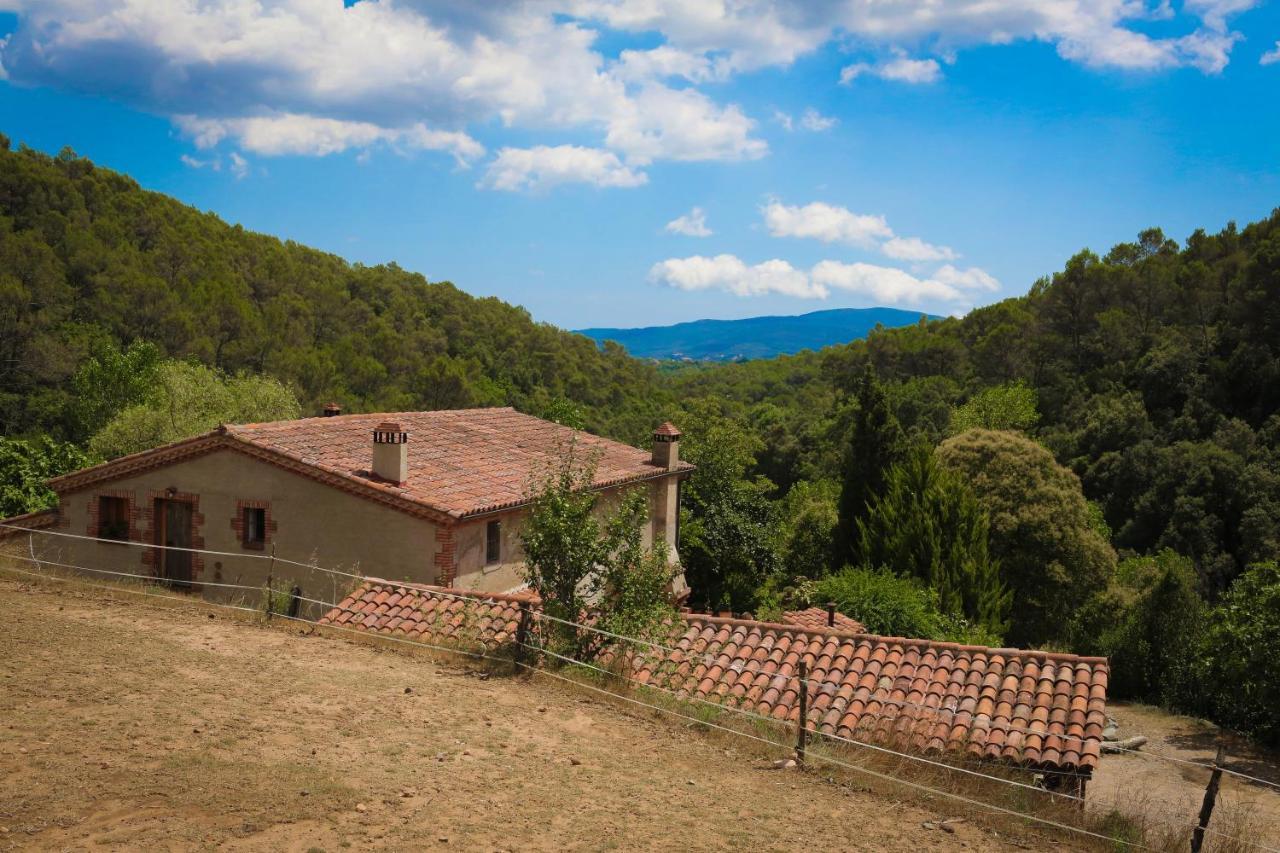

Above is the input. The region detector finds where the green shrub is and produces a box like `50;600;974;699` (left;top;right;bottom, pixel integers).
813;566;943;640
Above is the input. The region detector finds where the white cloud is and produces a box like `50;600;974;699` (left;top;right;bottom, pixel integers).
773;110;794;132
605;85;767;165
932;264;1000;291
180;154;218;171
649;253;1001;305
480;145;647;191
649;255;825;299
665;207;712;237
763;200;893;247
228;152;249;181
841;53;943;85
175;114;484;164
811;261;964;304
1262;41;1280;65
0;0;1250;187
799;108;838;131
882;236;958;262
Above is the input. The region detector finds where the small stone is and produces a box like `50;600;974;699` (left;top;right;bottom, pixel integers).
922;821;937;831
569;757;581;766
404;687;413;694
537;706;547;713
462;749;471;756
18;747;27;754
940;823;956;834
771;758;796;770
300;790;309;797
401;788;417;798
193;728;201;734
355;803;368;813
436;752;447;762
686;779;695;786
438;838;448;844
208;614;215;619
311;748;317;756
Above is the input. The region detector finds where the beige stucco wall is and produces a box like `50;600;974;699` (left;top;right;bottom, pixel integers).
37;448;440;617
453;477;683;595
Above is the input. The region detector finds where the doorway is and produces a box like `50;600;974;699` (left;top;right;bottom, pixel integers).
155;498;194;588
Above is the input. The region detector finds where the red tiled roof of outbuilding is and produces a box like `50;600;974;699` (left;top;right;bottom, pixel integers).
322;579;1109;773
782;607;866;633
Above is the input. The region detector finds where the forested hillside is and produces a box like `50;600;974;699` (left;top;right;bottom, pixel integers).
1;141;1278;744
0;141;670;447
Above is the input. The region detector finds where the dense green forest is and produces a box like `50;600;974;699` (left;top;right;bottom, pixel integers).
1;141;1277;744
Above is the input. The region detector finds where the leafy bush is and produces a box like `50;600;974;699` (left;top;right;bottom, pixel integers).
949;380;1040;434
1197;562;1280;745
0;435;88;517
812;566;943;640
936;429;1114;646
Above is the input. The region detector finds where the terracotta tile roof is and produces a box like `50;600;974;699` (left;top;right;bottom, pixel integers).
320;578;538;647
0;508;58;539
47;408;692;521
323;580;1108;773
782;607;866;633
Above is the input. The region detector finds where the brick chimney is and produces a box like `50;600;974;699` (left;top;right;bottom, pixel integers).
322;402;342;417
372;422;408;484
652;421;681;470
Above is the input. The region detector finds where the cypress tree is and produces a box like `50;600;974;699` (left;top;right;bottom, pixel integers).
835;363;905;564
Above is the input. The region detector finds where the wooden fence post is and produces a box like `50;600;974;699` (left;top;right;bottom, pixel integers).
513;601;530;674
264;543;277;620
1190;744;1226;853
796;660;809;764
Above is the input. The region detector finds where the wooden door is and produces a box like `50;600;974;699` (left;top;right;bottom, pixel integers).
157;499;193;588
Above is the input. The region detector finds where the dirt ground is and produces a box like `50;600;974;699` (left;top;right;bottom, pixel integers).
1090;702;1280;847
0;576;1087;852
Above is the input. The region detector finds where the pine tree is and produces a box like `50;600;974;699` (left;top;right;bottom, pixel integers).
856;445;1009;636
835;363;905;564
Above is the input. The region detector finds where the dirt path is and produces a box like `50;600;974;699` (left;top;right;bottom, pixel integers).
0;577;1082;852
1090;703;1280;847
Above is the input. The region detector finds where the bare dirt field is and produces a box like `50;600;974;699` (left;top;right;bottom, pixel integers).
0;576;1087;852
1091;702;1280;848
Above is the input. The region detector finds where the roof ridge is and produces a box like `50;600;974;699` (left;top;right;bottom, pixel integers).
682;612;1108;665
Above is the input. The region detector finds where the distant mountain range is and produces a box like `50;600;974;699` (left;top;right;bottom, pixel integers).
576;307;940;361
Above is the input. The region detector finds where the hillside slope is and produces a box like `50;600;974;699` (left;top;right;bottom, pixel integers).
578;307;937;361
0;576;1058;852
0;143;670;444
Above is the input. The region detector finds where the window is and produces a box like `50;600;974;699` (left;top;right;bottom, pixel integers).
242;507;266;548
97;496;130;542
485;520;501;566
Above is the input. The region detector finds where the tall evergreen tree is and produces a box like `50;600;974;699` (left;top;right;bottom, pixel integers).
835;364;905;563
857;445;1009;636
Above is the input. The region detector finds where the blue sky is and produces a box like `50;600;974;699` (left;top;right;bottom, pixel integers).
1;1;1278;329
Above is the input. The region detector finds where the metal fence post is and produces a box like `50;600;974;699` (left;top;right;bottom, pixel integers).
796;660;809;764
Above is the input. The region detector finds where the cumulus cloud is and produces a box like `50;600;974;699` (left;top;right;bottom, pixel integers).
665;207;712;237
649;253;1001;305
841;54;942;85
763;199;962;265
480;145;647;191
1262;41;1280;65
228;152;250;181
763;200;893;247
176;114;484;164
0;0;1254;186
882;236;958;262
649;255;825;299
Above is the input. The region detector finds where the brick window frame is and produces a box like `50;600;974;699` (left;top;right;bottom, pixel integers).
139;490;205;582
231;500;276;550
85;490;139;544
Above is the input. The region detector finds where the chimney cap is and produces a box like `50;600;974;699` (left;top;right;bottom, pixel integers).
322;402;342;417
653;421;682;441
373;422;408;444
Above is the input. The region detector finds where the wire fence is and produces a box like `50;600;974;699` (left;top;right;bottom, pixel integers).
2;522;1278;852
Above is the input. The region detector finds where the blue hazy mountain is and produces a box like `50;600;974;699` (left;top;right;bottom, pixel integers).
576;307;940;361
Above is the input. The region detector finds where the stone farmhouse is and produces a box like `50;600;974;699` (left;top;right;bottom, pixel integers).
2;408;693;612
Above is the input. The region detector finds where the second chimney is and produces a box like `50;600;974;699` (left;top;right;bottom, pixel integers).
372;422;408;484
652;421;681;470
322;402;342;417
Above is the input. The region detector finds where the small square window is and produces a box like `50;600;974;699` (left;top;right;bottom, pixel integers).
485;520;501;566
243;507;266;548
97;496;129;542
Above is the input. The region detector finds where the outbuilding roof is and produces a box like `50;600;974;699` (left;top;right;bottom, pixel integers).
322;578;1109;773
47;408;691;521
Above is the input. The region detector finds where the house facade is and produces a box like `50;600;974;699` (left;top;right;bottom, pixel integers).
6;408;692;614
